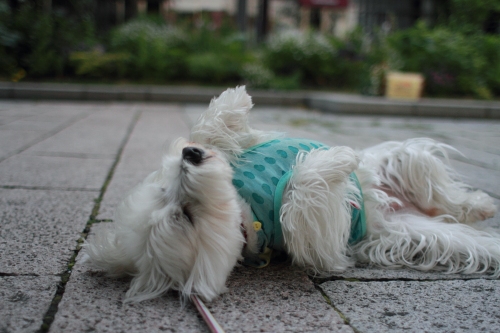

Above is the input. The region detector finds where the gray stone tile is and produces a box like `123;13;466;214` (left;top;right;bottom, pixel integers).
98;105;190;219
183;104;206;126
210;264;353;332
0;130;44;160
50;264;208;333
0;275;59;333
51;224;208;333
23;104;136;156
0;102;96;161
0;189;95;275
0;115;26;126
321;279;500;332
28;101;100;117
0;155;114;189
450;159;500;197
56;224;351;333
0;101;41;116
0;115;81;132
321;265;498;281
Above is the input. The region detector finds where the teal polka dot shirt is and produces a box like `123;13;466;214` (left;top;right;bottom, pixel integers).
231;138;367;263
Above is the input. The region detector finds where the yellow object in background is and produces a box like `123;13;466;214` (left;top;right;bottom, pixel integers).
386;72;425;100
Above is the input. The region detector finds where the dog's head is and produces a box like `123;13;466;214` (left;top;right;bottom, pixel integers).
98;139;244;303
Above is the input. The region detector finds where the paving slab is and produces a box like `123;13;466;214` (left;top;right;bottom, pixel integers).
50;252;207;333
0;130;45;161
320;279;500;332
97;104;190;219
209;265;353;333
0;275;60;333
450;160;500;198
22;104;137;156
0;114;31;126
0;189;96;275
1;99;499;333
0;104;95;161
53;223;351;333
320;265;498;281
0;154;115;190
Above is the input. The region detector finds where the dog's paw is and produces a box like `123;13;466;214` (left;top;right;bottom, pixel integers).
463;190;497;222
296;146;359;184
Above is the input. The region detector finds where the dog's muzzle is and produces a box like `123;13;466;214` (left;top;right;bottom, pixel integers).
182;147;204;165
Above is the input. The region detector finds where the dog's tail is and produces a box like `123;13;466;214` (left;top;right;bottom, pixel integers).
354;212;500;277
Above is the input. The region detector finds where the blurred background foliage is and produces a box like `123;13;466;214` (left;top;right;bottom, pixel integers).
1;0;500;99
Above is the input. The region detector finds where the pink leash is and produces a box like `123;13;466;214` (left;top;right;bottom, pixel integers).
191;295;225;333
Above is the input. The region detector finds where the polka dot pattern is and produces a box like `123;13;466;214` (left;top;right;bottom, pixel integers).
232;179;244;189
262;184;272;195
231;138;327;247
277;150;288;158
254;164;265;172
264;157;276;164
243;171;255;179
252;193;264;204
299;143;310;151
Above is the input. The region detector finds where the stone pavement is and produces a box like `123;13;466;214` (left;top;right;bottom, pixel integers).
0;96;499;333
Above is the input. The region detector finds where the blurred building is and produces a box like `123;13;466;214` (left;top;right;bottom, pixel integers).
13;0;472;37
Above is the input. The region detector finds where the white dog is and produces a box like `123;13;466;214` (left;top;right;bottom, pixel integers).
84;87;499;303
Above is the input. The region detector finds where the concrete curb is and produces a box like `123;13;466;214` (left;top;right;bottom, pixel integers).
1;82;500;118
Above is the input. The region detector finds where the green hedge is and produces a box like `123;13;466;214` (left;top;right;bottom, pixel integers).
3;7;500;99
0;0;95;79
388;22;500;98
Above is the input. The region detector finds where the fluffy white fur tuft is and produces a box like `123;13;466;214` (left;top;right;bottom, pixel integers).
281;147;360;275
354;212;500;276
360;139;496;223
354;139;499;275
190;86;280;161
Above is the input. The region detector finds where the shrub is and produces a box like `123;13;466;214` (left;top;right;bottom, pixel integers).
263;30;339;86
187;52;238;83
0;1;20;77
241;63;301;90
184;28;249;84
475;35;500;96
0;0;97;79
70;51;130;78
110;19;189;81
388;22;491;98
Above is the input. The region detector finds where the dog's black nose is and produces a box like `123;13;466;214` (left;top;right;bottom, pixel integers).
182;147;204;165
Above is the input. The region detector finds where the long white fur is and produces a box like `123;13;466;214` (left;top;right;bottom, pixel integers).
280;147;360;275
84;86;499;304
360;139;497;223
353;139;500;276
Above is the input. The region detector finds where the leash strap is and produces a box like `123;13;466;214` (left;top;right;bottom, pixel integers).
191;295;226;333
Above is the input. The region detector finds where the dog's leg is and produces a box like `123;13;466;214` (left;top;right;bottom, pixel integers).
361;138;496;224
280;147;360;275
